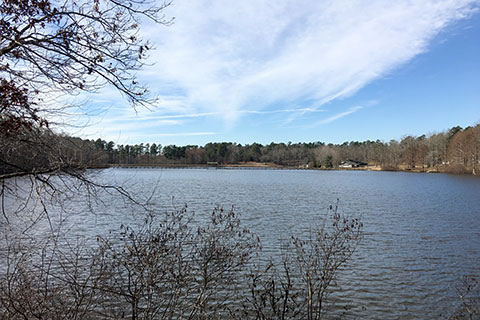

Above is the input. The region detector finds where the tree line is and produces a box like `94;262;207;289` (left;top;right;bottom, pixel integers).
2;123;479;179
83;123;480;175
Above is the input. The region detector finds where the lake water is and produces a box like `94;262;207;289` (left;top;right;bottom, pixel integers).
5;168;480;319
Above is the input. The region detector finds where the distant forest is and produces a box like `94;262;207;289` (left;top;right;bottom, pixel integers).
1;123;479;177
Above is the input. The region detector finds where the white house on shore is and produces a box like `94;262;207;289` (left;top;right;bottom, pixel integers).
339;160;368;168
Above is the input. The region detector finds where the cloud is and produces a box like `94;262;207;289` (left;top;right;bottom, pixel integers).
144;132;216;137
141;0;477;124
111;131;218;143
76;122;217;144
93;107;326;123
314;106;364;126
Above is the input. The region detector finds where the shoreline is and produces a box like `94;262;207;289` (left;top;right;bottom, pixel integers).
102;163;465;175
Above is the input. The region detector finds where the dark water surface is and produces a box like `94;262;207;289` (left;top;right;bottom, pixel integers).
10;168;480;319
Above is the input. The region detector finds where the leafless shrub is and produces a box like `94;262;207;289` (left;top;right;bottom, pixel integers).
0;236;110;319
241;203;362;320
0;202;362;319
450;276;480;320
0;206;262;319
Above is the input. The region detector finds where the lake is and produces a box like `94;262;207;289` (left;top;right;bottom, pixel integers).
5;168;480;319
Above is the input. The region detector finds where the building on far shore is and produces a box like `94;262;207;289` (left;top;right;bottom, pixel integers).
339;160;368;168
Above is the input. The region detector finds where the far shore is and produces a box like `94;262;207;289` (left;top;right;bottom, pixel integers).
102;162;455;174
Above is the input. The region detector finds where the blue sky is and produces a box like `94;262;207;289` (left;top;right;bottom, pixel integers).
74;0;480;146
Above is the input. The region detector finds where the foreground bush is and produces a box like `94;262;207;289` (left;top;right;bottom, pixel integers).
449;276;480;320
0;204;361;319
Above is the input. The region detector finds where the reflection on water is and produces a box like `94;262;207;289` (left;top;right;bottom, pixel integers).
5;168;480;319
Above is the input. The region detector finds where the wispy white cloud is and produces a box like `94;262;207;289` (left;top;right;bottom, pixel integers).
76;122;217;143
141;0;477;125
145;132;216;137
110;131;218;143
314;106;364;126
83;107;326;125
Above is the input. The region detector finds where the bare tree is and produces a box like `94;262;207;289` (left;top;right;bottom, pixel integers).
1;0;172;133
0;0;172;228
447;127;479;174
0;0;172;191
426;132;448;169
0;4;175;317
